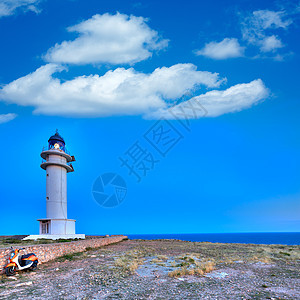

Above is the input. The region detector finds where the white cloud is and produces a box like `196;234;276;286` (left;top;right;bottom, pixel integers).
241;9;292;54
0;0;41;18
0;113;17;124
0;63;223;117
252;10;292;30
260;35;284;52
196;38;245;60
150;79;269;119
44;13;168;65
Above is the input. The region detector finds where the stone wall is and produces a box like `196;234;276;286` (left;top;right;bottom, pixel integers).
0;236;127;274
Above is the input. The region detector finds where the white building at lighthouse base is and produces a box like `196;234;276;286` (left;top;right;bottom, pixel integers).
24;219;85;240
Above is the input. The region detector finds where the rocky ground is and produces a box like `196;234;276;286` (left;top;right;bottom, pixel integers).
0;239;299;299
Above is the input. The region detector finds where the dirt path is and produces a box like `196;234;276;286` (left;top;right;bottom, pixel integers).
0;240;299;299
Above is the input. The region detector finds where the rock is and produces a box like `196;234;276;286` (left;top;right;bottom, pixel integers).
8;276;18;281
205;272;228;279
16;281;33;287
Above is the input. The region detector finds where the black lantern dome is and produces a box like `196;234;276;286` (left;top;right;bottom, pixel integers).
48;130;65;150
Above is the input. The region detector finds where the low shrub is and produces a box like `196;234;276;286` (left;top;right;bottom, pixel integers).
57;252;84;262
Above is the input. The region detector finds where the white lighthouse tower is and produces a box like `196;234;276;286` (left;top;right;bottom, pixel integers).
26;130;85;240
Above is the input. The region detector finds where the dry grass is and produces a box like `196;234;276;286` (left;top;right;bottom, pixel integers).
168;261;215;278
151;258;163;264
114;246;155;274
113;241;300;279
251;255;271;264
150;254;170;265
259;246;300;261
147;251;217;278
114;255;143;274
156;255;168;260
177;253;201;260
166;253;215;278
168;268;193;277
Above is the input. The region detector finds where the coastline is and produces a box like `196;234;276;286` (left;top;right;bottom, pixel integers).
127;232;300;245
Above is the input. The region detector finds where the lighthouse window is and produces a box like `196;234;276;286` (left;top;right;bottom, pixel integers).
46;197;49;200
47;174;49;177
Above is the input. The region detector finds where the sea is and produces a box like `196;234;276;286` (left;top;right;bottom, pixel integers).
126;233;300;245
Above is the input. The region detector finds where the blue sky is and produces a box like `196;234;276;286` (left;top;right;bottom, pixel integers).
0;0;299;235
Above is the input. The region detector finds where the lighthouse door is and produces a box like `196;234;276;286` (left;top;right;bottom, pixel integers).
41;221;50;234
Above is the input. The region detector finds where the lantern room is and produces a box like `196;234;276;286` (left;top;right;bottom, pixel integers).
48;129;66;151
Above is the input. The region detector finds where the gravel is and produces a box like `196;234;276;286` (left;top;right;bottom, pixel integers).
0;239;299;299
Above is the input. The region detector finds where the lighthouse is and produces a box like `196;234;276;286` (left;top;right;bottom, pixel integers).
26;130;85;240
